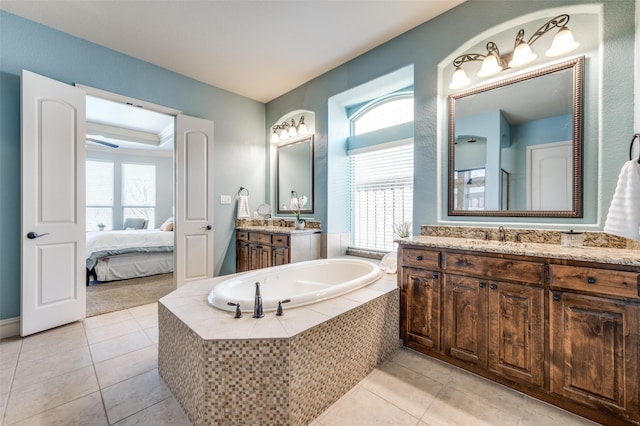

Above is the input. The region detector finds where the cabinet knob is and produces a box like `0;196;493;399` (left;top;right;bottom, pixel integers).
432;272;439;279
587;276;597;284
553;293;561;301
490;284;498;290
479;282;487;288
416;255;423;261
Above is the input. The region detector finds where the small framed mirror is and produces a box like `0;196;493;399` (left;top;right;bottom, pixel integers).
448;57;584;217
276;135;314;215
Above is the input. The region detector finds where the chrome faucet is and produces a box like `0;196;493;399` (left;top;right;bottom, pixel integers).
279;218;286;227
498;226;506;242
253;282;264;318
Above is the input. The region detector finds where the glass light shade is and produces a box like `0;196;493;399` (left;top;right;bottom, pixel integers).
279;128;289;140
449;67;470;90
297;122;308;135
509;42;537;68
546;27;579;57
288;119;298;137
270;130;280;143
477;55;503;77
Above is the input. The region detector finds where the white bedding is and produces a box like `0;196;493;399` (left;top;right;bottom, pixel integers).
86;229;173;270
94;252;174;282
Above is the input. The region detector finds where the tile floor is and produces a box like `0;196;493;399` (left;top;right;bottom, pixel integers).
0;303;599;426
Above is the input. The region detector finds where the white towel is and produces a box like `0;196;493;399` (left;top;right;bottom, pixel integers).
603;160;640;241
237;195;250;219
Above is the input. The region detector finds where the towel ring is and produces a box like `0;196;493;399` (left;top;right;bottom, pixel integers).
630;133;640;164
237;187;249;197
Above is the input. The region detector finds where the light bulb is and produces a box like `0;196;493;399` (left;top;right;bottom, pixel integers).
546;27;579;57
449;67;470;90
509;42;537;68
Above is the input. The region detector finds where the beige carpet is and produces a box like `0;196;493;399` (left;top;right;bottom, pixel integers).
86;273;175;317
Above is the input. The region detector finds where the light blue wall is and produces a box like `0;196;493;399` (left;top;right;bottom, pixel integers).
0;11;266;320
266;0;636;234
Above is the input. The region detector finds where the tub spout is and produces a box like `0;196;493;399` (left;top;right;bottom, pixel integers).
253;282;264;318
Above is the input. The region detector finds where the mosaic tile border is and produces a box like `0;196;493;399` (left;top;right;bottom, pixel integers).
158;290;399;425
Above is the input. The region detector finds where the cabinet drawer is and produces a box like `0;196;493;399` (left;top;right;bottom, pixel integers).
236;231;249;241
550;264;640;299
445;253;544;284
249;232;271;244
271;234;289;247
401;248;440;270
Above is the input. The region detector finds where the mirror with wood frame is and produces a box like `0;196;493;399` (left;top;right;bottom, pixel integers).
448;57;584;217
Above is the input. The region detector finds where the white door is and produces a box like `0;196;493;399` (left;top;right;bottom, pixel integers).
527;141;572;210
21;70;86;336
174;115;214;287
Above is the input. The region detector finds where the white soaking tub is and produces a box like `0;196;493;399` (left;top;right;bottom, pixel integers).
208;258;382;312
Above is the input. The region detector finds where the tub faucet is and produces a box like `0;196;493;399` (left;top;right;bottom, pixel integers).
498;226;506;242
253;282;264;318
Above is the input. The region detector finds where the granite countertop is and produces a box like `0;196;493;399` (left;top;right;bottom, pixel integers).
397;236;640;267
236;225;321;235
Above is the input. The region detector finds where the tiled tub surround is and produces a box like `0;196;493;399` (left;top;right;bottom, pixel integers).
158;270;399;426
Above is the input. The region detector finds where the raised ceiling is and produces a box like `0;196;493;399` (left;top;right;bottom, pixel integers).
1;0;465;103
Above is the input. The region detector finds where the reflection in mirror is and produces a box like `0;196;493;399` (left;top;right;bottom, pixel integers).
277;136;314;215
448;57;583;217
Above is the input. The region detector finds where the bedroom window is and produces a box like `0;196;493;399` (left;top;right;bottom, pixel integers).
86;160;114;231
122;163;156;229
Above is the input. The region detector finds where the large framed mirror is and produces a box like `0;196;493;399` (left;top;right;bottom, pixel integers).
276;135;314;215
448;57;584;217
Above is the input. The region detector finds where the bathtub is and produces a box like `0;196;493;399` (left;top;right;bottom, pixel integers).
208;258;382;312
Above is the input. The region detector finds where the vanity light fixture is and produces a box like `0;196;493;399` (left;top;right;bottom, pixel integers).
270;116;310;143
449;14;580;90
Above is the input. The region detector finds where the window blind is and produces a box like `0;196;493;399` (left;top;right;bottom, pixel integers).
348;143;413;252
86;160;114;230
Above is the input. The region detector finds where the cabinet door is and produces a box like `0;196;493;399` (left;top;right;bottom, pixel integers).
488;281;544;387
236;241;250;272
401;268;441;350
272;246;289;267
250;244;272;270
550;292;639;422
444;274;488;368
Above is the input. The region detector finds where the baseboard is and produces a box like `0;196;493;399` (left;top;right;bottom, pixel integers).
0;316;20;339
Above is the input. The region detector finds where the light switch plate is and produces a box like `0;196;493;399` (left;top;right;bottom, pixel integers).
220;195;232;205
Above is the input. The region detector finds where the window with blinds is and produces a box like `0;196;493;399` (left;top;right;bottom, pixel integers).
86;160;114;231
348;143;413;252
122;163;156;229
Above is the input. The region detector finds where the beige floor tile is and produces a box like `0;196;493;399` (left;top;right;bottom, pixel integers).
128;303;158;319
446;369;525;414
520;397;600;426
421;385;522;426
85;318;143;345
94;345;158;389
18;322;87;363
390;349;453;385
83;309;135;330
90;329;153;363
101;368;173;424
3;365;99;424
0;338;22;371
10;391;108;426
143;326;159;344
12;345;93;390
133;313;158;330
361;361;443;418
111;396;190;426
319;386;420;426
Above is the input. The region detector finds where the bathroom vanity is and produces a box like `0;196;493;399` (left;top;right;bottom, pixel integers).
398;236;640;425
235;225;321;272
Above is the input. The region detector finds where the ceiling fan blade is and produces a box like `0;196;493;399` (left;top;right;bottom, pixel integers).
86;137;119;149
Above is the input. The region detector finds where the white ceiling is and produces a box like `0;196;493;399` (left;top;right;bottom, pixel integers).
2;0;465;103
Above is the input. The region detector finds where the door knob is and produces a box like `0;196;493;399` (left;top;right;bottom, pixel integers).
27;232;49;239
206;225;212;230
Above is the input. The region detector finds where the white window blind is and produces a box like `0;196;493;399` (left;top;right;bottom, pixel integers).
349;143;413;252
86;160;114;231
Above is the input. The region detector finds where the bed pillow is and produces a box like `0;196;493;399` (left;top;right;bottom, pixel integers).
160;217;174;231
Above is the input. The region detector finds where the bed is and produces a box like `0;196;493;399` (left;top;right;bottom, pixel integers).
86;229;174;284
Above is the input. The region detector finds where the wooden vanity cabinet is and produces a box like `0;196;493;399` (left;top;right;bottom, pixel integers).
236;229;318;272
399;244;640;425
549;264;640;423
